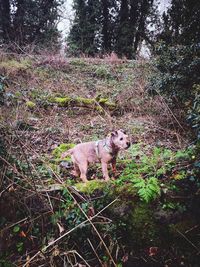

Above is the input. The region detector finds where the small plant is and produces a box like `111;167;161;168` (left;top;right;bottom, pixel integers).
51;187;74;225
132;177;161;202
26;100;36;109
94;65;112;79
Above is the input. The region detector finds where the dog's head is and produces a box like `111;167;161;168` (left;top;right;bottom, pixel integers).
110;129;130;150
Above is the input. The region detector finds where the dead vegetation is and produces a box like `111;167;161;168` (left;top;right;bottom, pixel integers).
0;51;187;148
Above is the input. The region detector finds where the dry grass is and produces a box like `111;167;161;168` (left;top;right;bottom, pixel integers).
0;51;188;154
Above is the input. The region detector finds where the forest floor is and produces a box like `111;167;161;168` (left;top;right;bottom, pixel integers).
0;53;199;267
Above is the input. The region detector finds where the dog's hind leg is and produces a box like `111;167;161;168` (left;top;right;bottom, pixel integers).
70;155;80;177
71;163;80;177
79;161;88;183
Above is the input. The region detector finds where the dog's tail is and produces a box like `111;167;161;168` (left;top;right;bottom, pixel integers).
61;148;74;159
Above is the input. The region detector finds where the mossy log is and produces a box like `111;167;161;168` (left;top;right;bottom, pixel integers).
49;96;117;112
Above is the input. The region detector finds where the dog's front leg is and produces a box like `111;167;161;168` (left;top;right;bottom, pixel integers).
101;161;110;181
111;158;117;177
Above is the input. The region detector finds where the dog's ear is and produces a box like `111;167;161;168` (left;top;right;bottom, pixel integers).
119;129;126;134
111;130;118;137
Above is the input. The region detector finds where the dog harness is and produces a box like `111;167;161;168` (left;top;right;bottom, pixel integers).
95;139;113;159
95;141;100;158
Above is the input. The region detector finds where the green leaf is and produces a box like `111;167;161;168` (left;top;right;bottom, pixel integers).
13;225;20;233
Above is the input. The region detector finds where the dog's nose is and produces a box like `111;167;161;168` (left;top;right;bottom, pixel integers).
127;142;131;148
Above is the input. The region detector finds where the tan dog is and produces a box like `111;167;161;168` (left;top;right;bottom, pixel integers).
61;129;130;182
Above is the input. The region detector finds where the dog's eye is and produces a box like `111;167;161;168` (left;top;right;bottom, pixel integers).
120;137;123;141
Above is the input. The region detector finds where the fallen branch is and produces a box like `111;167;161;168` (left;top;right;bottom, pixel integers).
48;96;117;112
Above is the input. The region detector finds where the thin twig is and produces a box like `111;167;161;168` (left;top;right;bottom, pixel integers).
0;217;29;234
62;250;92;267
0;183;13;197
87;238;104;266
154;89;184;131
22;198;118;267
175;228;200;254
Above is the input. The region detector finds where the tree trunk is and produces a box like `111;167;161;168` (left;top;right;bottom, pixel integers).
1;0;11;42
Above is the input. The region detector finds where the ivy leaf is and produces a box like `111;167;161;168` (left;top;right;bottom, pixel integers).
13;225;20;233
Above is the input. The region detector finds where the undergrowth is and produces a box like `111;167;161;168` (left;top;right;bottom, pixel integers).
1;51;200;266
116;144;197;202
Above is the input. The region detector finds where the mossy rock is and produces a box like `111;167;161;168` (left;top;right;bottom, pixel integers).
26;100;36;109
113;183;137;197
75;180;109;194
52;143;75;161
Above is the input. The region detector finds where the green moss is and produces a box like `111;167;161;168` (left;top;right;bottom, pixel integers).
15;91;22;98
98;98;116;109
98;98;108;104
70;58;87;67
95;105;104;113
53;97;71;107
26;100;36;109
128;203;159;246
114;183;137;197
76;97;95;105
75;180;108;194
52;143;75;161
0;59;31;71
94;65;111;79
49;162;61;173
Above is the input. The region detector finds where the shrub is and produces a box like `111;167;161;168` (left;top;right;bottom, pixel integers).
150;42;200;144
150;43;200;104
187;85;200;143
